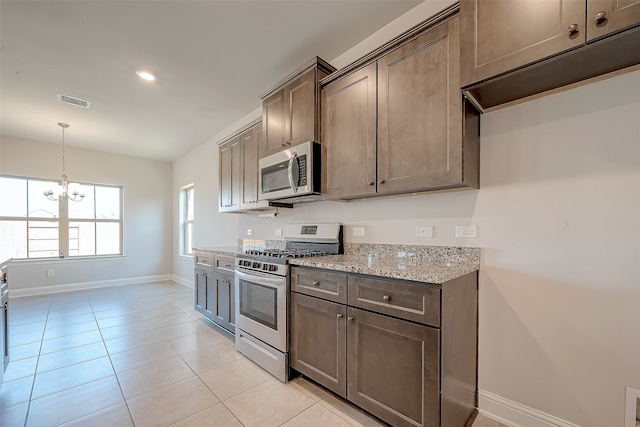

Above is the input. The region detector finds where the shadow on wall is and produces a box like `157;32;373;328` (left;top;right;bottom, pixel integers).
479;264;640;427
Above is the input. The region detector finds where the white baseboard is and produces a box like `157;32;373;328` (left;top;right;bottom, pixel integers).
10;274;174;297
172;274;193;289
479;389;581;427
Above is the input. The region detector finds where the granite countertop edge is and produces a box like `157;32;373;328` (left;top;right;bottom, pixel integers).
289;255;479;285
193;247;239;256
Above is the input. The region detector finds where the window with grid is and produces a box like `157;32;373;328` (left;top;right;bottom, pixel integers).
0;175;123;259
180;184;194;256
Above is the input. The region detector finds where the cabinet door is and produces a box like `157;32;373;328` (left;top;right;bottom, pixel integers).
194;267;207;314
204;270;216;321
218;137;241;212
240;123;269;210
378;17;465;194
321;63;377;199
261;88;287;159
347;307;440;427
587;0;640;41
290;292;347;397
460;0;585;87
286;68;316;147
214;272;232;330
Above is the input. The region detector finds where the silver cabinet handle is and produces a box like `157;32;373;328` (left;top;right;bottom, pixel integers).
312;281;319;287
567;23;579;37
378;179;385;184
382;295;391;302
595;10;607;25
348;316;354;322
337;314;343;319
368;181;374;186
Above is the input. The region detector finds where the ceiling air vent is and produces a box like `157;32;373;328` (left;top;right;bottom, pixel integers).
57;93;91;109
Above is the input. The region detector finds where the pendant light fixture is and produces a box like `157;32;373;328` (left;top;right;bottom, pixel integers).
43;122;85;202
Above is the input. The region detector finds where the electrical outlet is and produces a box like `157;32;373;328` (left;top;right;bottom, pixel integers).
275;228;282;236
247;229;253;236
455;225;477;238
415;226;434;238
353;227;365;237
47;269;54;277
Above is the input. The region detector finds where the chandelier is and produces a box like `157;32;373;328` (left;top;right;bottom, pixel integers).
43;123;85;202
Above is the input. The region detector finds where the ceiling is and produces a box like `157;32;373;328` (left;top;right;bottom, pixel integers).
0;0;421;162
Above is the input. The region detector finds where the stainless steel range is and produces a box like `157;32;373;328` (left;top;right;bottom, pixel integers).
234;223;342;382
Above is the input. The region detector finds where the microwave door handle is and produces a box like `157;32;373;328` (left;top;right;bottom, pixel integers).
287;151;299;194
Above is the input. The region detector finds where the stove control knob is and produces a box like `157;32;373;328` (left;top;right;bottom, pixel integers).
270;265;278;272
262;264;269;270
253;262;260;269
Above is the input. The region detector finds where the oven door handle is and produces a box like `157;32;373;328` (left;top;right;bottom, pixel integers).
287;151;299;194
235;268;286;287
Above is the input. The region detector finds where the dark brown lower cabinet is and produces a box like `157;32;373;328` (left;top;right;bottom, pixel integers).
290;267;478;427
212;271;235;334
290;292;347;397
347;307;440;427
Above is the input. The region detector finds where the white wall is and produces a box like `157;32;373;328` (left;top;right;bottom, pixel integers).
170;1;640;425
1;135;173;294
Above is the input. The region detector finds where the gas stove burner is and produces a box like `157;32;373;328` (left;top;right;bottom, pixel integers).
243;249;329;259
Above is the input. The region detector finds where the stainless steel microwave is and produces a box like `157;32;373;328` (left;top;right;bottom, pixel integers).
258;141;321;202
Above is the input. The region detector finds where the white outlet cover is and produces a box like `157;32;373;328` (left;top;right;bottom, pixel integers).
275;229;282;236
455;225;477;238
247;229;253;236
353;227;365;237
47;269;54;277
415;226;434;238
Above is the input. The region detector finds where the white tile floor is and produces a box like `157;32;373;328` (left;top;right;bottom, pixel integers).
0;281;506;427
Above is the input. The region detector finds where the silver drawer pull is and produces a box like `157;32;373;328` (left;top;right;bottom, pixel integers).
382;295;391;302
312;281;319;287
348;316;354;322
337;314;343;319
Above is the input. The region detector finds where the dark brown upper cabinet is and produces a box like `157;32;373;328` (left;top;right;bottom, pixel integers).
219;120;266;213
321;8;479;200
218;135;241;212
240;123;268;210
259;57;336;159
587;0;640;41
460;0;640;110
460;0;586;88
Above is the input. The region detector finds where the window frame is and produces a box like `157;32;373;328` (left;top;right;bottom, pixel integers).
180;184;195;256
0;174;124;259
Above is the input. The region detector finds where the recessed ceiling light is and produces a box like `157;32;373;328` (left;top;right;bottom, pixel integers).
136;70;157;81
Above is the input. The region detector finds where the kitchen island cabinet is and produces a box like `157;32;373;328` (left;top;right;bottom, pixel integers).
321;7;479;200
290;265;478;427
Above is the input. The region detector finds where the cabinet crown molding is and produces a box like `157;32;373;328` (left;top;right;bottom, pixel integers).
260;56;336;99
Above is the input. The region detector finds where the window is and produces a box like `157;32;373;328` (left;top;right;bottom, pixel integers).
0;175;123;259
180;184;194;256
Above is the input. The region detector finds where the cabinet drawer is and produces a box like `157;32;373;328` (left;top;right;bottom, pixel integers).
348;276;440;327
291;267;347;304
215;254;235;273
194;252;213;267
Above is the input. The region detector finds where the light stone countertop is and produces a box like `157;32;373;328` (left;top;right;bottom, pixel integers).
192;246;239;256
289;254;479;285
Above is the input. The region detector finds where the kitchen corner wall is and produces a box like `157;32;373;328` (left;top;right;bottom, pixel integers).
0;135;173;294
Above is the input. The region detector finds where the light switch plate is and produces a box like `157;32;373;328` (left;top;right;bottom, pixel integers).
47;269;54;277
415;226;434;238
353;227;365;237
275;229;282;236
247;229;253;236
455;225;477;238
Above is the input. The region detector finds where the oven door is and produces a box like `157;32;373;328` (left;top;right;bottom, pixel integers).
235;267;287;352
